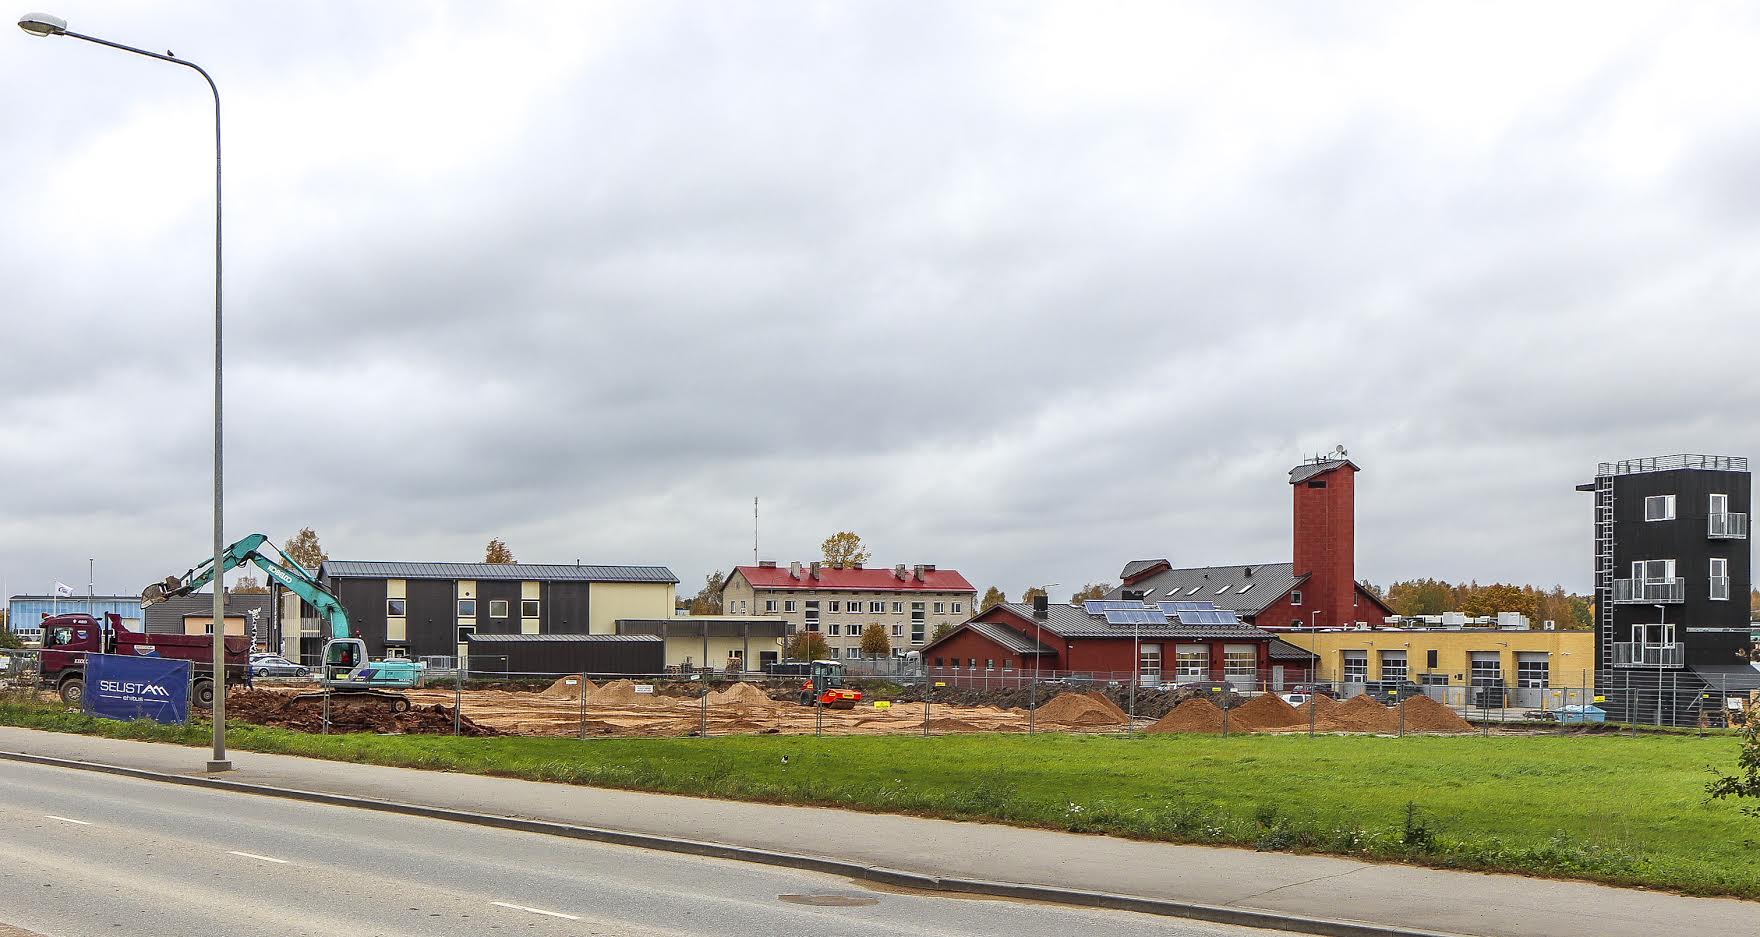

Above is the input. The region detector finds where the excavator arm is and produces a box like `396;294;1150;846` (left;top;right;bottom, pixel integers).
143;533;353;641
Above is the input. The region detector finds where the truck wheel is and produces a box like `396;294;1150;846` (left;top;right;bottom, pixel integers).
58;678;84;706
193;679;215;708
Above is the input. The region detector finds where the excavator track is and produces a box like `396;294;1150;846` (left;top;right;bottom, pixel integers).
291;688;412;713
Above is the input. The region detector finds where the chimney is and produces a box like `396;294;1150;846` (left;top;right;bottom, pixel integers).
913;565;925;582
922;564;936;572
1291;454;1358;639
789;561;802;579
1032;594;1049;617
1243;567;1252;578
810;561;822;580
759;559;777;569
850;561;863;569
894;564;907;580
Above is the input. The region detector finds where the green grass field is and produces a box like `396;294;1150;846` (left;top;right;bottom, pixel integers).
2;699;1754;899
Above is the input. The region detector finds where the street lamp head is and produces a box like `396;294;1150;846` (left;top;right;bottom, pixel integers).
17;12;67;36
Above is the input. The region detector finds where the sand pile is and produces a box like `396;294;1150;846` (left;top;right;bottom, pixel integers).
1397;694;1474;733
1299;693;1340;716
1227;693;1304;731
1146;698;1225;733
1083;691;1132;722
590;679;664;706
539;675;596;700
707;682;773;707
1316;695;1400;733
926;717;980;732
1035;692;1127;726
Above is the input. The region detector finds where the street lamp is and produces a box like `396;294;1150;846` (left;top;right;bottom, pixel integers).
20;12;231;772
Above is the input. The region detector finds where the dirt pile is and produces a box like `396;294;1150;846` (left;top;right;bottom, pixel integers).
1298;694;1340;717
539;675;596;700
1034;692;1127;726
707;682;774;708
1083;690;1131;722
1315;695;1400;733
1397;694;1475;733
224;688;498;736
1226;693;1304;731
1146;698;1226;733
591;679;665;706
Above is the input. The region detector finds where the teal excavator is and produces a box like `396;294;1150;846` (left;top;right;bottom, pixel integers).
143;533;425;712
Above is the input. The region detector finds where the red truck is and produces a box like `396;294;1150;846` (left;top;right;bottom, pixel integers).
37;612;250;708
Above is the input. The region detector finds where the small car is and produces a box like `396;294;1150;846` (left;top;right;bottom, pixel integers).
249;654;310;678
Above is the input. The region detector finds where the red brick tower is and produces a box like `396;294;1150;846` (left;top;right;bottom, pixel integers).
1291;453;1359;629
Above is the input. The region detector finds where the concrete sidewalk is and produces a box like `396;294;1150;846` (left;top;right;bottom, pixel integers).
0;727;1747;937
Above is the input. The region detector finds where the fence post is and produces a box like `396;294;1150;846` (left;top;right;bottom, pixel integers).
1221;694;1229;736
923;676;931;738
1308;694;1316;737
453;663;462;737
1397;695;1405;737
577;671;587;741
815;682;823;738
322;678;331;735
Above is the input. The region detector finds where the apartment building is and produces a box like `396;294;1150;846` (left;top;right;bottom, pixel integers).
721;561;976;659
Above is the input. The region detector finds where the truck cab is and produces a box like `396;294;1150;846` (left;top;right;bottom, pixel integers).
37;612;249;707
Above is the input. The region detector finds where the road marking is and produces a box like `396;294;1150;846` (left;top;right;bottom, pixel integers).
228;851;290;864
43;815;90;825
491;901;580;921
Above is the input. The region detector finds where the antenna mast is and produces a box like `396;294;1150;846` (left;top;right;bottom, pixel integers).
753;497;759;563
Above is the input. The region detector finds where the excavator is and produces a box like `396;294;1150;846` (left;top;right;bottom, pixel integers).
143;533;424;712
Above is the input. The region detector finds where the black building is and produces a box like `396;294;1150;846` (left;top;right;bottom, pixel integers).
310;561;678;663
1579;454;1757;723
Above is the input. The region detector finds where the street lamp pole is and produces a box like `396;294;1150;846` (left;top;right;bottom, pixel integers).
19;12;230;771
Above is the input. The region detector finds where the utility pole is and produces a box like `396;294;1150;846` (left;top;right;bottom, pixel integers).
753;497;759;564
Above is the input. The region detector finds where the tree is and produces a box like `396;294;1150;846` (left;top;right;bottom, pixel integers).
0;619;21;650
484;539;516;564
229;574;270;595
1459;583;1537;620
281;527;327;570
930;622;958;644
859;622;892;658
1020;585;1049;605
1069;582;1112;604
690;570;726;615
820;531;872;568
979;586;1006;612
1359;580;1386;600
1708;716;1760;818
785;630;828;661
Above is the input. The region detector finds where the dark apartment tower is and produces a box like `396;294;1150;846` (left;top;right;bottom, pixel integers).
1290;454;1358;630
1579;454;1753;724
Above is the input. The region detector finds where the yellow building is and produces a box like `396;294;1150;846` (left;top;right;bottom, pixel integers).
1279;628;1595;705
615;615;791;671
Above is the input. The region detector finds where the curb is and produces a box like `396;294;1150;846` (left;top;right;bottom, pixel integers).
0;748;1461;937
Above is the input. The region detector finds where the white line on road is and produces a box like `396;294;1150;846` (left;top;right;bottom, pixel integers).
43;815;90;825
228;851;290;864
492;901;581;921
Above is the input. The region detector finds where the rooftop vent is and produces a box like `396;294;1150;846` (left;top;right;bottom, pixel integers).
1032;594;1049;618
758;560;778;569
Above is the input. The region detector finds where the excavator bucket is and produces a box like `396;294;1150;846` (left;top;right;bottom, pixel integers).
141;576;184;607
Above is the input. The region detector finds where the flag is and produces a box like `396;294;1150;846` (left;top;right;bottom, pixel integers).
53;581;75;598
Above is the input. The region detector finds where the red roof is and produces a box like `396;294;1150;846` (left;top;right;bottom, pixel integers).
732;565;975;593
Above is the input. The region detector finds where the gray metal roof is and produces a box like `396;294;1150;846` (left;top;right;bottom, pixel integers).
1120;559;1168;581
1105;563;1303;617
993;603;1272;640
142;593;274;634
1690;663;1760;692
967;620;1056;655
322;561;677;584
1289;458;1356;484
1268;638;1318;661
464;633;663;643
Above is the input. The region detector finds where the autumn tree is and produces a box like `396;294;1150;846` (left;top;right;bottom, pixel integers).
820;531;872;568
979;586;1006;612
1020;585;1049;605
930;622;958;644
228;574;270;595
859;622;892;658
1069;582;1112;604
484;539;516;564
690;570;726;615
1359;580;1385;600
1459;583;1538;620
282;527;328;570
786;630;829;661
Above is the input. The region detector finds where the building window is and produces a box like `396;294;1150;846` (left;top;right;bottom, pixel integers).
1516;654;1549;688
969;658;977;669
1215;585;1231;595
785;600;797;613
1237;583;1254;595
1379;650;1408;682
457;625;476;645
1290;590;1303;606
828;600;841;613
950;658;960;670
1426;649;1439;670
489;600;509;618
765;600;777;613
952;601;963;613
828;647;840;659
521;599;540;618
386;598;406;617
828;623;841;636
1224;646;1257;679
870;601;883;613
985;658;995;670
1469;653;1502;686
1004;658;1014;671
1710;558;1730;600
1644;494;1676;521
1139;643;1163;681
1175;645;1209;677
1342;651;1368;683
457;599;476;617
892;623;904;638
1186;586;1202;596
1420;673;1449;686
933;601;945;614
892;601;903;614
934;657;944;667
1632;559;1676;582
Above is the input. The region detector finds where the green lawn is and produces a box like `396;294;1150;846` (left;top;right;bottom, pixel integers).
2;699;1755;899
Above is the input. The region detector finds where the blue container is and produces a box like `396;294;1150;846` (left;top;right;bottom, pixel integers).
1557;704;1606;724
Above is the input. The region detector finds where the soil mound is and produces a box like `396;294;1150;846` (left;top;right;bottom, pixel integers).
707;682;773;707
224;688;498;736
926;717;980;732
1228;693;1303;731
1083;690;1131;722
1034;692;1126;726
1299;693;1340;715
539;675;596;700
1146;698;1225;733
1316;695;1400;733
1397;694;1474;733
591;679;659;706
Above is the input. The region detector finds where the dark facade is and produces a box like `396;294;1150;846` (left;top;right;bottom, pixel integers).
463;634;664;675
1582;454;1756;722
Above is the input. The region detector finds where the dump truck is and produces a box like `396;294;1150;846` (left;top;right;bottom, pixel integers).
37;612;250;707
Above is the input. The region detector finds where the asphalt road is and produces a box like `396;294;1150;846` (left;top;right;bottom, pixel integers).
0;759;1286;937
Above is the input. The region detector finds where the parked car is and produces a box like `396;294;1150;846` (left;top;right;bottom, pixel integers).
1364;679;1426;702
1288;683;1339;699
249;654;309;678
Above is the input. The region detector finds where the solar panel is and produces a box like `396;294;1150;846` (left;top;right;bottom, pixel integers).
1083;600;1142;615
1175;609;1242;626
1103;608;1167;625
1158;601;1216;614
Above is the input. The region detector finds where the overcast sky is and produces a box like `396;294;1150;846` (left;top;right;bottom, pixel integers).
3;1;1756;604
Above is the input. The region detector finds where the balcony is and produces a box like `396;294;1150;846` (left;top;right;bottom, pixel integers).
1612;642;1685;668
1708;512;1748;540
1612;577;1684;604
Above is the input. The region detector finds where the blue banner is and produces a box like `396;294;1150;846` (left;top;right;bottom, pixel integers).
82;653;191;725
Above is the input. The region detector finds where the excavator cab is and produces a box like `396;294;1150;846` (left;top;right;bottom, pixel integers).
799;660;862;710
323;637;365;681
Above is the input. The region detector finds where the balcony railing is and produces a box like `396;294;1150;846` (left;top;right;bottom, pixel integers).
1612;642;1685;668
1612;577;1685;603
1709;512;1749;539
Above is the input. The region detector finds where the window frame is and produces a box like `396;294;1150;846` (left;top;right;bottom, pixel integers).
386;598;407;618
1710;557;1730;600
1644;494;1676;521
456;598;477;617
520;598;540;618
488;599;509;619
1290;590;1303;607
